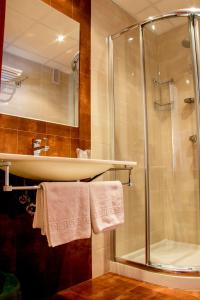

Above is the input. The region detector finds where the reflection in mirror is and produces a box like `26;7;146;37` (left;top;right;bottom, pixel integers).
0;0;80;126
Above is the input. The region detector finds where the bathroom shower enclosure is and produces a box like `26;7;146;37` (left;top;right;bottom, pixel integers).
109;8;200;273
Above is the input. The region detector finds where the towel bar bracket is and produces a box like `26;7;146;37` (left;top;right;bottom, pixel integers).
0;162;40;192
1;161;134;191
1;162;12;192
89;165;133;186
109;165;133;186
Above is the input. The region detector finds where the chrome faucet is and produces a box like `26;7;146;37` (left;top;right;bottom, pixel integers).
32;138;49;156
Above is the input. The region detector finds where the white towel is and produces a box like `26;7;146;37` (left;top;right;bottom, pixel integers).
33;182;91;247
89;181;124;234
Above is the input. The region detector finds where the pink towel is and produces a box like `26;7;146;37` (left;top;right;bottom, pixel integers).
89;181;124;234
33;182;91;247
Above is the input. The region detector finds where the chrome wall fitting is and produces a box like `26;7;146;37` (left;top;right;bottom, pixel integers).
184;97;195;103
189;134;197;144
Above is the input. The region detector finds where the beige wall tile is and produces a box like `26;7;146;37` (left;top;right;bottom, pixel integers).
91;0;136;277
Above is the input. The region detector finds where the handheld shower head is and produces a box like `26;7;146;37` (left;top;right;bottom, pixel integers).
71;52;80;72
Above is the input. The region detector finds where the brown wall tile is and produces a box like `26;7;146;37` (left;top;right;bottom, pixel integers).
50;0;73;17
18;118;46;134
72;0;91;15
0;128;18;153
79;139;91;150
46;123;71;138
79;74;91;113
0;114;19;129
79;33;91;76
79;113;91;141
70;138;80;157
47;135;71;157
71;127;79;139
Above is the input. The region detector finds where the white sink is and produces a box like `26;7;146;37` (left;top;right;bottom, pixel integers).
0;153;137;181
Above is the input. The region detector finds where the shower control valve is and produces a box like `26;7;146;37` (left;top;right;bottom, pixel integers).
189;134;197;144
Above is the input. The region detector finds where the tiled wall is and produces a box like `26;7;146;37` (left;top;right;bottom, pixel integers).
0;0;91;156
0;113;79;157
91;0;136;277
0;0;92;299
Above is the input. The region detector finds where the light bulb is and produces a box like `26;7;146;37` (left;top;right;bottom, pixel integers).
128;37;134;42
56;35;65;42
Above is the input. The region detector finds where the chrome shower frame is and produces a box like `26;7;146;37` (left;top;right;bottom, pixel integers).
109;8;200;274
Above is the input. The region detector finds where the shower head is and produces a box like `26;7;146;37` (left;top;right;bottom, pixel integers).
182;39;190;48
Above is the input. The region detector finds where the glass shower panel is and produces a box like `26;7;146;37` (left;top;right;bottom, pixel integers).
113;27;146;261
143;17;200;269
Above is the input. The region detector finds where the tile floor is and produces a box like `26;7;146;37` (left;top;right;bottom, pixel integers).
53;272;200;299
122;239;200;269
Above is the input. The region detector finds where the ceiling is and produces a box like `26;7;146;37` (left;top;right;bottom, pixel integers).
112;0;200;34
3;0;80;74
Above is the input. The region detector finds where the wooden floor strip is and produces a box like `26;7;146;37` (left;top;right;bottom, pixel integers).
52;272;200;299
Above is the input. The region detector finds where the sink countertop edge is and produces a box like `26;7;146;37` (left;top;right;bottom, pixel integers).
0;153;137;166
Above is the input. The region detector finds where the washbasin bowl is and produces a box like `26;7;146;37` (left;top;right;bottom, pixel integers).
0;153;137;181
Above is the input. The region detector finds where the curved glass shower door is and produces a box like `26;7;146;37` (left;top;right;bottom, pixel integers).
112;26;146;262
111;9;200;273
143;16;200;270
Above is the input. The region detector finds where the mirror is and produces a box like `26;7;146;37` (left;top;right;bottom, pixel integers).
0;0;80;127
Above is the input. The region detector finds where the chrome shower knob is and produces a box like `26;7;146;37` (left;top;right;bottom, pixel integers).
189;135;197;144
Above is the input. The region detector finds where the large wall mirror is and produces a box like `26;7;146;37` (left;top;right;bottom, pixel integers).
0;0;80;127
